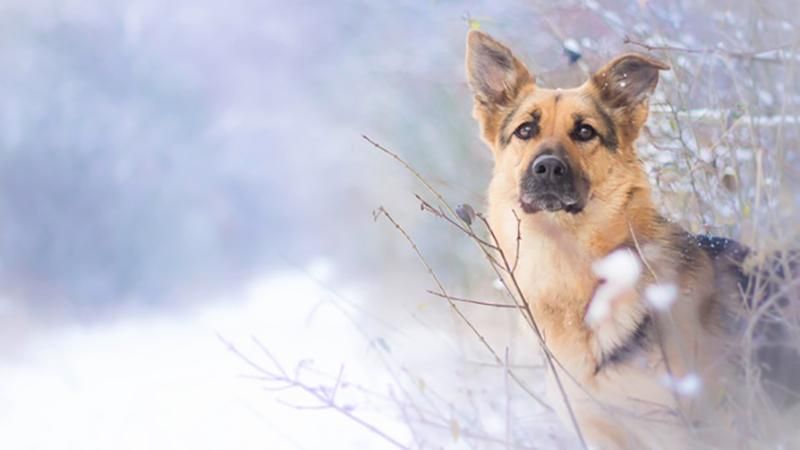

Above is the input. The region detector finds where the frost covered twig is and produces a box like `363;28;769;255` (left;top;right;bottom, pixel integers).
372;206;552;412
623;35;800;64
650;106;800;127
219;334;410;449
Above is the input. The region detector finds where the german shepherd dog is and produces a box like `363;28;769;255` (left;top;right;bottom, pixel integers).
465;31;798;449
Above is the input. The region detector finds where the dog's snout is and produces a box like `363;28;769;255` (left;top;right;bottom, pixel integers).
520;148;584;214
531;154;568;181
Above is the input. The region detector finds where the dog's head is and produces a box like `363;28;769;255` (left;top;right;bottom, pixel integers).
466;31;668;218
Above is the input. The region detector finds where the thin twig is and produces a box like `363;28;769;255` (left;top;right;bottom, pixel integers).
220;335;410;450
511;210;522;274
330;364;345;402
626;223;690;428
373;206;552;412
504;347;512;450
426;290;523;309
623;35;800;63
476;212;588;450
415;194;501;252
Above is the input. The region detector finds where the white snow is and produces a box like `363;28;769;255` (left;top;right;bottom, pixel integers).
0;271;408;450
306;256;335;282
563;38;580;53
585;250;642;327
492;277;506;291
645;283;678;311
660;373;703;397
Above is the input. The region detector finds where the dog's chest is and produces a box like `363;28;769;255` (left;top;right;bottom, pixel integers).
490;208;597;357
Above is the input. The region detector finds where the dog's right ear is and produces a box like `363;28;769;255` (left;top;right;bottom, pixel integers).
466;31;533;107
466;31;533;145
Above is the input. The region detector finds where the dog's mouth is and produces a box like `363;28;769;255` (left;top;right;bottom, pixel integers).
520;191;583;214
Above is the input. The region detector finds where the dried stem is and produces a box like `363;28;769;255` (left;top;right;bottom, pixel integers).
474;212;588;450
425;290;523;309
626;223;691;428
511;210;522;275
623;35;800;63
414;194;502;257
220;334;410;450
373;206;552;412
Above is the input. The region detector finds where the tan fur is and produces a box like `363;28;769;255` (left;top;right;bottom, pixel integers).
466;31;743;449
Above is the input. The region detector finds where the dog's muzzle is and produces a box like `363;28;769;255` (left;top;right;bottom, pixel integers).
519;153;584;214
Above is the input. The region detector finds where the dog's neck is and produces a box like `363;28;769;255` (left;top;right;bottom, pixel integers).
488;184;661;366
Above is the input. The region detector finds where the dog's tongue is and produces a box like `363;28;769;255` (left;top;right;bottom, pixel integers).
519;193;541;214
519;194;538;211
520;193;536;204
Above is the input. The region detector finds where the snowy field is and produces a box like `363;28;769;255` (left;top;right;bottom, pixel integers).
0;266;414;450
0;261;572;450
0;263;570;450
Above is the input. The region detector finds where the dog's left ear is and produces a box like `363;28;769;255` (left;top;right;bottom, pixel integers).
590;54;669;139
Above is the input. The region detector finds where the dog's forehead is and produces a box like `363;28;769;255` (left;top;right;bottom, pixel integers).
530;86;587;106
514;86;594;120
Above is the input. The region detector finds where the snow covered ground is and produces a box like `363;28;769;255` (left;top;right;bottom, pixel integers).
0;267;411;450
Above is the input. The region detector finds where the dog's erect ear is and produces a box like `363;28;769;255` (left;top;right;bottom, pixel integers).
466;31;533;108
590;53;668;141
591;53;669;108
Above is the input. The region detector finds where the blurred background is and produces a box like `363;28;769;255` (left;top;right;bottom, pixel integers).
1;0;798;449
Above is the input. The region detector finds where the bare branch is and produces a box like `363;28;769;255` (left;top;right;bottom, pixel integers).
626;223;690;426
475;212;589;449
623;35;800;63
425;289;523;309
221;337;411;450
373;206;553;412
511;210;522;275
414;194;500;251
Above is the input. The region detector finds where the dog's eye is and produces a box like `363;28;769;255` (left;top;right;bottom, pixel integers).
573;124;597;142
513;122;538;140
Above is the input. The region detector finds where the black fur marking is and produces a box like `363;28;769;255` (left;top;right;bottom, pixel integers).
693;234;750;306
469;40;520;106
595;56;662;108
595;314;652;374
483;45;513;71
499;103;521;147
622;187;640;209
590;98;619;151
691;235;800;408
694;235;748;262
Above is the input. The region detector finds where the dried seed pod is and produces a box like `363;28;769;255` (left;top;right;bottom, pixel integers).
722;168;738;193
456;204;476;225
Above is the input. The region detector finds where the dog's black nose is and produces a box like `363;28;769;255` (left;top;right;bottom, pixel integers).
531;154;568;181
